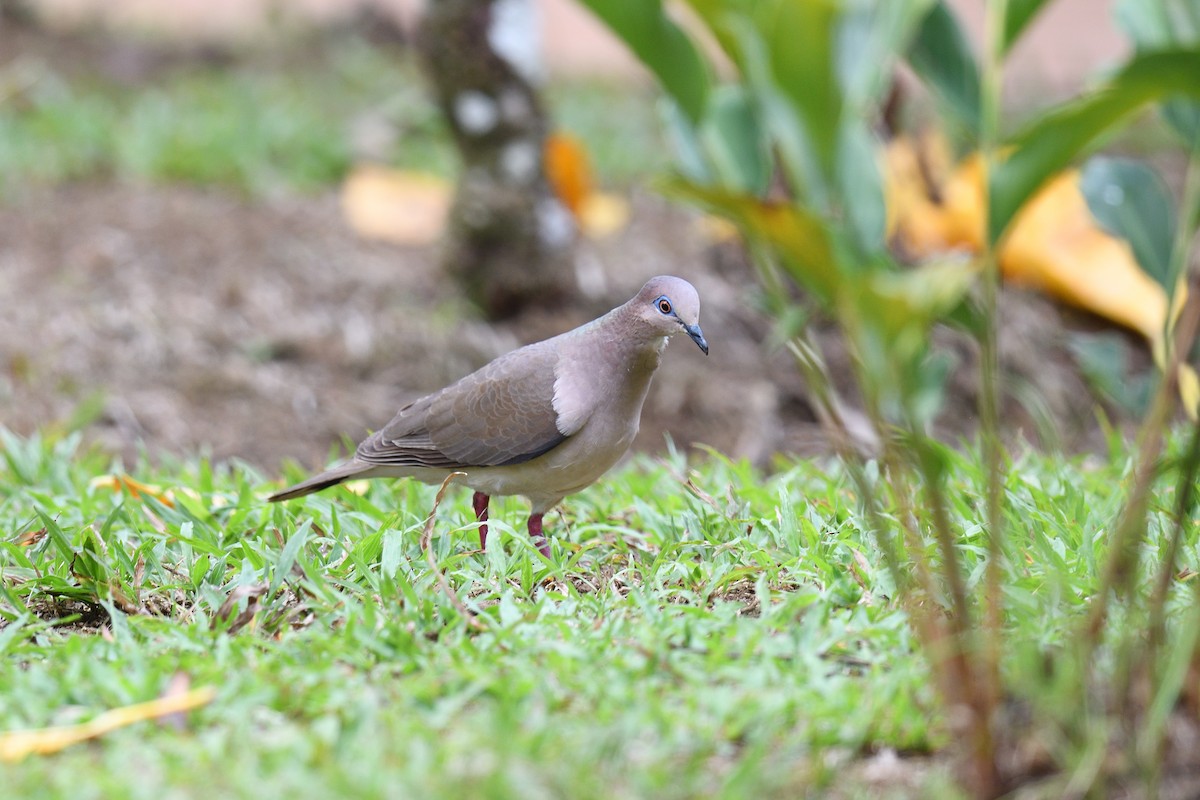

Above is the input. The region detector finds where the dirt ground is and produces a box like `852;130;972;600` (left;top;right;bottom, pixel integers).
0;22;1143;477
1;175;1131;476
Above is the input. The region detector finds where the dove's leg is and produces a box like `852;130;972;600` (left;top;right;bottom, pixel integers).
473;491;490;550
527;513;550;558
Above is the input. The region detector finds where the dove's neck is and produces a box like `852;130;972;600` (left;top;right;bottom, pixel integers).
551;307;667;437
595;304;668;372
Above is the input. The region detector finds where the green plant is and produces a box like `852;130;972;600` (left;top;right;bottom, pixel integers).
578;0;1200;794
0;35;664;196
0;41;454;195
4;427;1200;795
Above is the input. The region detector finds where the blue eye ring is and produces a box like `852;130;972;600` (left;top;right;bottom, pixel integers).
655;296;673;315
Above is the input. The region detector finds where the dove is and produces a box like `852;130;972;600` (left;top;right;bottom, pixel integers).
269;276;708;557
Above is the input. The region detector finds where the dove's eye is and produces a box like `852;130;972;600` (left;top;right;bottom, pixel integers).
656;297;673;315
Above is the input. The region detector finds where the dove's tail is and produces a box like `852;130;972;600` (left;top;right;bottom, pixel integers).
268;462;373;502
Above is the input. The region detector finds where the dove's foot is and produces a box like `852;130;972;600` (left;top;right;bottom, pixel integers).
473;491;490;550
528;513;550;558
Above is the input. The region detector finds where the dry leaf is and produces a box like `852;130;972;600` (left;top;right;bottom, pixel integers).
215;583;268;634
340;165;451;246
15;527;47;547
90;474;175;508
0;685;216;762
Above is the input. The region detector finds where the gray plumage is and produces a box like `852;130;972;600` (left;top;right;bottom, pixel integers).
269;275;708;557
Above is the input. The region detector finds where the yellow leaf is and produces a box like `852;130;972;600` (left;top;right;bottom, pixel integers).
1001;169;1172;346
884;137;1185;355
341;165;451;246
0;686;216;762
694;214;740;244
884;135;979;254
578;192;630;238
1179;364;1199;421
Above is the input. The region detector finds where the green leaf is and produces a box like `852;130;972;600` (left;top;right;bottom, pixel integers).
1115;0;1200;145
270;519;311;596
837;0;936;108
575;0;712;124
659;101;712;185
840;261;975;426
761;0;843;177
906;1;981;135
1002;0;1054;55
1114;1;1200;56
76;528;111;586
836;120;887;254
1068;332;1153;414
723;15;829;204
686;0;842;198
701;86;771;195
381;527;406;580
989;48;1200;243
857;260;978;342
1080;156;1177;290
1163;101;1200;146
0;614;30;655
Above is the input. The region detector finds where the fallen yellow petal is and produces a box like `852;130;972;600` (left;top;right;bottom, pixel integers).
341;165;451;246
0;686;216;762
578;192;630;238
544;132;592;216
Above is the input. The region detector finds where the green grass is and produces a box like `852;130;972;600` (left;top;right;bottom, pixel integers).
0;429;1195;797
0;38;665;196
0;42;451;194
549;80;670;185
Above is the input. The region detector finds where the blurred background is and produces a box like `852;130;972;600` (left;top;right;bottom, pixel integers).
0;0;1167;471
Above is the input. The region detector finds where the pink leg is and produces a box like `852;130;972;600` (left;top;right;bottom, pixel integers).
473;491;490;550
528;513;550;558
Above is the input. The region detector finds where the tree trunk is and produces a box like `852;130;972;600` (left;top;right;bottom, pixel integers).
0;0;36;24
418;0;575;320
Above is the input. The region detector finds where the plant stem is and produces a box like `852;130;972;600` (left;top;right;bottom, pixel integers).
1145;143;1200;650
978;0;1010;749
1083;134;1200;645
1147;421;1200;652
1137;142;1200;792
787;337;905;588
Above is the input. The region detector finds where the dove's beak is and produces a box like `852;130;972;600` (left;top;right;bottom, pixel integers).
684;323;709;355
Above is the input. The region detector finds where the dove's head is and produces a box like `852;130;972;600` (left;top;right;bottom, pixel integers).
630;276;708;355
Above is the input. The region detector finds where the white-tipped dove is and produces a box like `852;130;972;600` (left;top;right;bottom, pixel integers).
269;275;708;557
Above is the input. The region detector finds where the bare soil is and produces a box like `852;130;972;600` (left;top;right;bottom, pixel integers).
0;177;1131;476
